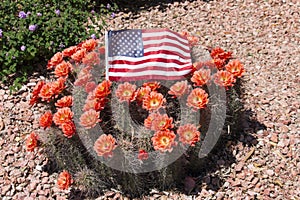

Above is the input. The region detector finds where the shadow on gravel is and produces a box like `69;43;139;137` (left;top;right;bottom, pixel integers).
103;0;211;14
176;79;265;195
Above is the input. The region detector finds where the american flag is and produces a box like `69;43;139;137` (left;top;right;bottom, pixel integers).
105;28;193;81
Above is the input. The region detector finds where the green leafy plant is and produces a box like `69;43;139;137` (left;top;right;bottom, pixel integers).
0;0;116;91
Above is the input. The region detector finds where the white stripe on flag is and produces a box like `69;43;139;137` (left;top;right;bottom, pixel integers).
109;54;191;64
108;62;191;70
109;69;192;77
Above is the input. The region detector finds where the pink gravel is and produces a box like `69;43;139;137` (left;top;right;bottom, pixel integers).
1;0;299;199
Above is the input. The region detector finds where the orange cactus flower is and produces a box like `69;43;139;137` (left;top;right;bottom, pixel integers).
26;132;38;152
78;66;92;78
115;82;137;103
225;60;245;78
29;96;39;106
136;86;151;103
168;80;189;98
82;52;100;66
48;52;63;70
187;36;199;47
94;80;112;99
180;31;189;37
191;69;211;86
214;70;236;89
29;81;45;105
71;48;86;62
151;129;177;152
151;113;174;131
51;77;66;96
177;124;200;146
93;134;117;158
98;46;105;54
144;112;159;129
142;81;160;91
212;58;226;70
85;81;97;93
32;81;45;97
83;97;106;112
62;46;78;57
74;74;91;87
53;107;74;126
210;47;232;61
55;96;73;108
82;39;98;51
186;88;209;110
39;83;54;102
57;170;73;190
39;111;53;129
54;61;72;77
61;121;76;138
193;61;215;70
138;149;149;160
180;31;199;46
142;91;166;112
79;109;101;129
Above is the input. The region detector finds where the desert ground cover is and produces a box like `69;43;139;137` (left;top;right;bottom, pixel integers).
0;0;299;199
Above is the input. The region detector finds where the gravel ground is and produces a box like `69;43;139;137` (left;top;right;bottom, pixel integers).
1;0;300;199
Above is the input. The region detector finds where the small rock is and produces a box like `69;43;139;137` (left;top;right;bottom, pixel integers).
270;133;278;143
251;177;259;185
38;196;48;200
231;180;241;187
235;162;244;172
35;164;43;171
1;184;11;195
279;125;289;133
28;181;37;192
266;169;275;176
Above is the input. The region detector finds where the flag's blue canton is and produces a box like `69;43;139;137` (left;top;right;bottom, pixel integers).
108;30;144;57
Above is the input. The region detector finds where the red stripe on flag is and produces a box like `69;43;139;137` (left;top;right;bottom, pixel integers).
108;65;192;73
109;57;190;66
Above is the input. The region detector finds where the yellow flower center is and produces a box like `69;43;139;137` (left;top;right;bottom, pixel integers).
150;99;159;107
184;131;193;140
159;121;166;127
123;90;131;97
102;142;111;151
193;96;201;104
161;136;170;145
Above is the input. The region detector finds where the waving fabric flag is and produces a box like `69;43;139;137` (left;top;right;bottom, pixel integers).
105;28;193;81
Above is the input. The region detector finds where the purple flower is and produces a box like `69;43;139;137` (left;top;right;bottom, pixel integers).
111;13;115;18
21;46;26;51
107;4;111;9
91;10;95;14
59;43;65;48
29;25;37;31
37;12;42;17
55;10;60;15
91;34;96;39
19;11;27;19
27;11;31;16
0;29;3;38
